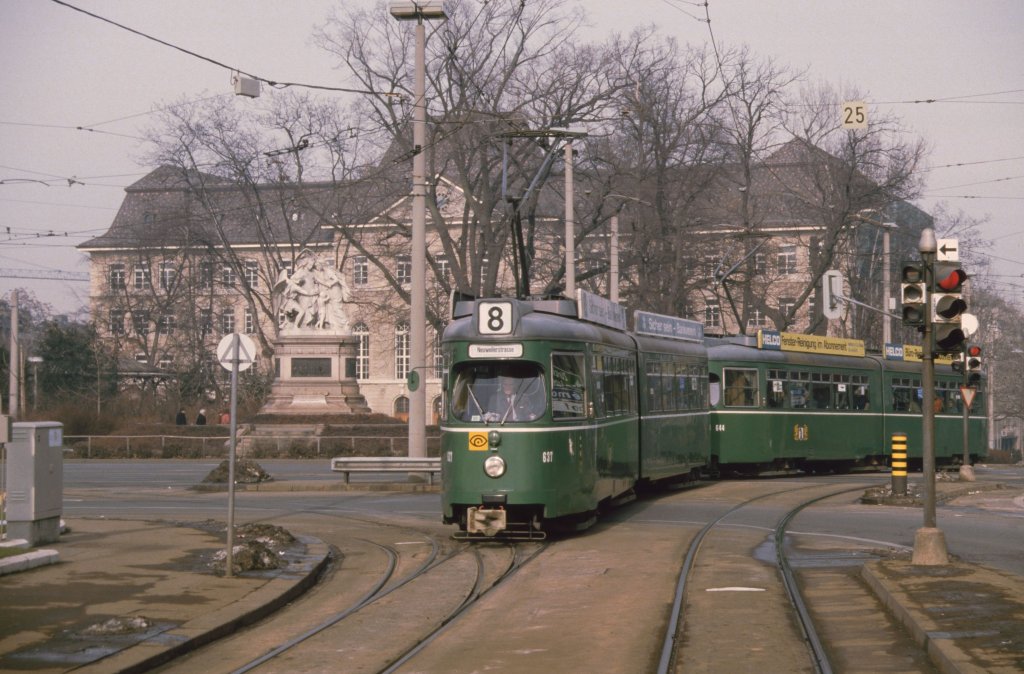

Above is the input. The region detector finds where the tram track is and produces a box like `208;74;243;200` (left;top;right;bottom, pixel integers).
657;481;871;674
154;508;547;674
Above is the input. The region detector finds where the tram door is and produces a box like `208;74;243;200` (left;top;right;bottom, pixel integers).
551;351;595;495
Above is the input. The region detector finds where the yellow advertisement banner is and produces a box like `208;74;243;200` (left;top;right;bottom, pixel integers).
769;331;865;357
902;345;956;365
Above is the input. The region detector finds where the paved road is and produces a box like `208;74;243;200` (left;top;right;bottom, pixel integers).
59;460;1024;576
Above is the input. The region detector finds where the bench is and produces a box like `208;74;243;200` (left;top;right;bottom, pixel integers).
330;456;442;485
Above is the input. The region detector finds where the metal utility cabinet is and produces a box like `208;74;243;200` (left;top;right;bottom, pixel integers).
5;421;64;545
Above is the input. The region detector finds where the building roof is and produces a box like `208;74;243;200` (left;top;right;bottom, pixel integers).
78;166;374;252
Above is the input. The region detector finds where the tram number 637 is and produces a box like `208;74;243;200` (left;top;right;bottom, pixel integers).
541;451;554;463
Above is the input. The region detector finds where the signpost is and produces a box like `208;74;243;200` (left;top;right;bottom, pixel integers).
216;332;256;577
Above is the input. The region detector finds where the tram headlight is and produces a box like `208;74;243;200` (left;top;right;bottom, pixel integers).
483;455;506;478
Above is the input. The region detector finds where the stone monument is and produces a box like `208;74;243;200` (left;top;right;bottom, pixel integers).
260;249;370;415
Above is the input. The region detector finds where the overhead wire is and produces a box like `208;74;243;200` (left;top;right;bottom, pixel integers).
49;0;397;98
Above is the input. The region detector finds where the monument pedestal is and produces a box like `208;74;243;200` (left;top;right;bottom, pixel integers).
260;330;370;415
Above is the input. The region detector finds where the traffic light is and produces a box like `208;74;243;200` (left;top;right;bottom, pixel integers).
931;261;968;353
900;263;926;328
966;345;982;386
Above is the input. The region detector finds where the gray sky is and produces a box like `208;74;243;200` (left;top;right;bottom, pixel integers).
2;0;1021;316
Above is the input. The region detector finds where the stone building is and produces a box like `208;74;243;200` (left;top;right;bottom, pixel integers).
79;140;928;417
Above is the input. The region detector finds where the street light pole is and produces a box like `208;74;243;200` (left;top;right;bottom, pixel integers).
881;221;896;345
609;213;619;303
564;140;575;298
912;227;948;565
390;1;446;461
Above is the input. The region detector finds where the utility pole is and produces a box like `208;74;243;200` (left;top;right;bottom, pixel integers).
8;290;18;419
390;1;447;461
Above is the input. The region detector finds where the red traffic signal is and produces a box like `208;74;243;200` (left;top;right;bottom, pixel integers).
966;345;982;370
934;265;968;292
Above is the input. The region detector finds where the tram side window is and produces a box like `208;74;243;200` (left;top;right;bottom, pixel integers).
891;378;922;412
852;376;870;410
709;373;721;407
788;370;810;408
767;369;786;408
834;375;851;410
603;355;634;416
552;353;586;419
646;360;668;412
724;368;757;407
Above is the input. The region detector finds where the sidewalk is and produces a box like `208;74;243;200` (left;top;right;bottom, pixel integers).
0;518;328;674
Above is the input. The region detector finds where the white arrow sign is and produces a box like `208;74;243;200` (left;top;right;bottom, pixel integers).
937;238;959;262
217;333;257;372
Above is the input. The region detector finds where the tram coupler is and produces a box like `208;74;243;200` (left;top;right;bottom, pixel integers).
466;506;507;537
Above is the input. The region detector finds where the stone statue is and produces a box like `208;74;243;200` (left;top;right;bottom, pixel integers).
275;250;351;332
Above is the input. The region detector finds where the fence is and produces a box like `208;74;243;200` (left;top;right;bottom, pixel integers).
63;433;442;459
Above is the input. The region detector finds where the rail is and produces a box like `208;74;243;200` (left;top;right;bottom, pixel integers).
329;456;442;485
63;433;441;459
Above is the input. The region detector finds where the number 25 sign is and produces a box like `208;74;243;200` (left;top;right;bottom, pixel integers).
841;101;867;129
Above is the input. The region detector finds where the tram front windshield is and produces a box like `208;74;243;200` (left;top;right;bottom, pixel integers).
450;362;546;423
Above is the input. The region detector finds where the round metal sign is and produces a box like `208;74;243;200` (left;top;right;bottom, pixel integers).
217;333;257;372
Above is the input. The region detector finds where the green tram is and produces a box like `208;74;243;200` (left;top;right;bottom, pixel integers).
441;293;708;538
707;332;987;473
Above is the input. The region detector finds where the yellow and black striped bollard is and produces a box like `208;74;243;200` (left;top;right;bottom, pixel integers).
891;433;908;496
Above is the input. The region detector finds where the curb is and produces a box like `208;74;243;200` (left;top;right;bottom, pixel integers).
0;548;60;576
861;560;1018;674
74;535;331;674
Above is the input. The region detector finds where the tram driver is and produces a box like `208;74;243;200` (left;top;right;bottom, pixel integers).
485;376;544;422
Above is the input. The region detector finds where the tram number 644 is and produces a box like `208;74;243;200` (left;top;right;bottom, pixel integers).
713;424;726;432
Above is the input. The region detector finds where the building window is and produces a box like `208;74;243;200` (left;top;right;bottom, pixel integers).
109;263;126;290
200;309;213;338
777;245;798;275
396;255;412;285
244;308;255;334
705;301;721;329
134;262;151;290
158;314;176;336
778;297;797;322
198;261;214;289
222;264;237;286
159;261;177;290
135;352;148;364
109;309;126;335
432;332;444;378
132;310;150;335
754;253;767;275
158;353;174;370
353;255;368;286
434;254;450;287
244;260;259;288
354;322;370;380
703;255;722;281
746;308;771;329
395;321;410;379
221;310;235;335
393;396;410;419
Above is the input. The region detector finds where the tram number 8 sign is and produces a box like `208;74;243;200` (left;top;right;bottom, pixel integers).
478;301;514;335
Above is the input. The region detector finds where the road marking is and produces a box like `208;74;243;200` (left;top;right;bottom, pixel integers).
1013;495;1024;510
706;587;766;592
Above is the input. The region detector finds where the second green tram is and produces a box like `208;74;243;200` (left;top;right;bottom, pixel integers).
707;340;987;473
